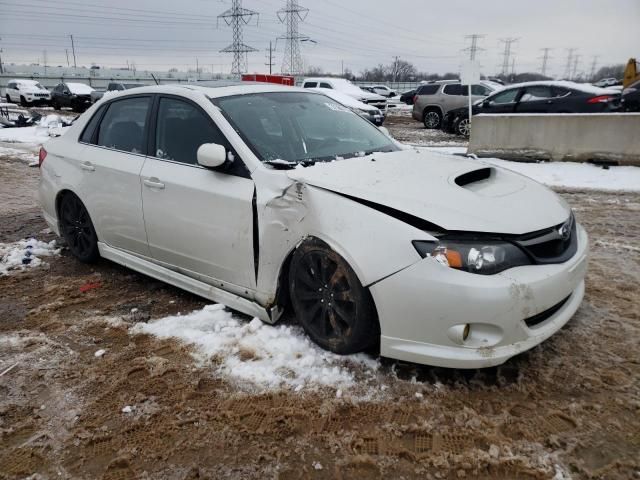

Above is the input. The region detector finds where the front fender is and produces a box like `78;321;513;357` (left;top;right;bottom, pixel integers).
253;171;436;305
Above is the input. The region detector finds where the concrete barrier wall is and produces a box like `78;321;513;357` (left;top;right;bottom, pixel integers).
468;113;640;166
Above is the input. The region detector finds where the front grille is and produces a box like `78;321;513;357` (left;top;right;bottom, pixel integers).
34;93;48;97
524;295;570;328
515;215;577;264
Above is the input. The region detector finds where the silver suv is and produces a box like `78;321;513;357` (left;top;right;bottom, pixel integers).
412;80;498;129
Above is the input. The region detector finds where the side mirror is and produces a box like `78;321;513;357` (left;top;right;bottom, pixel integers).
482;100;490;108
197;143;227;168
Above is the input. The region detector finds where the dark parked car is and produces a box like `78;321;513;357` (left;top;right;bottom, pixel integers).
442;81;621;136
399;89;416;105
51;82;95;112
91;82;146;104
621;79;640;112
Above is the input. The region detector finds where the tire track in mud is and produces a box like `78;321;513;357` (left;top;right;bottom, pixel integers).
1;156;639;479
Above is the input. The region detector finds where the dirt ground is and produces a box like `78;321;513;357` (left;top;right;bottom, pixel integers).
0;124;639;479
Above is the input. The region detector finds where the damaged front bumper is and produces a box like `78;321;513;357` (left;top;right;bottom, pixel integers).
369;224;589;368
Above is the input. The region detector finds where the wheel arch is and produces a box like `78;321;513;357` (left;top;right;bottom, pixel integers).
422;104;443;118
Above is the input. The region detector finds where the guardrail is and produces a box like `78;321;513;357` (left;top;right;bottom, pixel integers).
468;113;640;167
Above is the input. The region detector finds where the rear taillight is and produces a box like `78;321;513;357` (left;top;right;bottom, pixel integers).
38;147;47;167
413;95;418;103
587;95;614;104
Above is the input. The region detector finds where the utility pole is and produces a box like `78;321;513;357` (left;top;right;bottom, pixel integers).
563;48;576;80
218;0;259;75
499;37;519;76
278;0;309;75
511;57;516;78
589;55;599;81
392;55;400;82
65;49;70;67
196;57;199;78
43;49;48;75
341;60;344;77
0;38;4;75
463;34;485;61
70;34;77;69
265;41;275;74
539;47;552;77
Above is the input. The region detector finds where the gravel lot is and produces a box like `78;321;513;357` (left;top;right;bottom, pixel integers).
0;116;638;479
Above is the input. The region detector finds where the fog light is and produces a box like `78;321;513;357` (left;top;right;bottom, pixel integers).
447;324;471;345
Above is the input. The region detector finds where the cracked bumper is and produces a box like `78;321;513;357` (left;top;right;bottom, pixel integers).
370;224;589;368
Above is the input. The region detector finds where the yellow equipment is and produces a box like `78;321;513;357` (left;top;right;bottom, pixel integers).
623;58;639;88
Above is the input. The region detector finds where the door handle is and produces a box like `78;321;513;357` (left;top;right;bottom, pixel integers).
143;178;165;189
80;161;95;172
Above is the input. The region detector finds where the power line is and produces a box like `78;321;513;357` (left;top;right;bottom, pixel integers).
278;0;309;75
218;0;259;75
539;47;552;77
499;37;519;76
463;34;485;61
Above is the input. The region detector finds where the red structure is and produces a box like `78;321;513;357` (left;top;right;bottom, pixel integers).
241;74;295;86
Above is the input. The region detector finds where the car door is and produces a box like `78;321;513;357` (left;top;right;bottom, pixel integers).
6;82;16;101
78;95;152;256
480;88;522;114
514;86;554;113
140;95;256;290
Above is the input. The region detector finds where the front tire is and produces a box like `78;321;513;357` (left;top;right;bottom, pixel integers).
5;94;10;103
423;109;442;129
52;101;61;110
289;239;379;354
59;193;100;263
20;96;28;107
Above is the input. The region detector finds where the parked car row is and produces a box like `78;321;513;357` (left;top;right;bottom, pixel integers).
440;80;623;136
3;79;147;113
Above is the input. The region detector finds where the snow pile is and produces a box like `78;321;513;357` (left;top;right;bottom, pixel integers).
426;147;640;192
0;238;60;276
132;304;378;391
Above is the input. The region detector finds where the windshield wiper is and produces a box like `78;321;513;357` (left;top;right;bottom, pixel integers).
263;159;297;170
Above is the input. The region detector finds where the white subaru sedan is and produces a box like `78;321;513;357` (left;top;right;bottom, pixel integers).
38;84;588;368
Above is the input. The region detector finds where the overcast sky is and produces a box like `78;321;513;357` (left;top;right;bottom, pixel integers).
0;0;638;77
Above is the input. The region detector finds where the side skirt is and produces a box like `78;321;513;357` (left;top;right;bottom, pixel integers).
98;242;271;322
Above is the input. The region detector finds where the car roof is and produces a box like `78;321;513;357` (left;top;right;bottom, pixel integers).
494;80;619;95
99;82;308;99
11;79;39;85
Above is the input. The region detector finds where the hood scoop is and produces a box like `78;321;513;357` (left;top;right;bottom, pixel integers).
454;167;492;188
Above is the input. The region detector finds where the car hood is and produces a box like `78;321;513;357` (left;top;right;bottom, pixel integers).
287;149;570;235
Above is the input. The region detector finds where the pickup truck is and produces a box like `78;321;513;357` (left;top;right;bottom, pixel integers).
91;82;146;104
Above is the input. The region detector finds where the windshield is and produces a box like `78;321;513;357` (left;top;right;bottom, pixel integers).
214;92;398;165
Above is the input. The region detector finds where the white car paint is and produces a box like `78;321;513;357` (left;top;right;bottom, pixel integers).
39;84;588;368
301;77;387;110
5;79;51;104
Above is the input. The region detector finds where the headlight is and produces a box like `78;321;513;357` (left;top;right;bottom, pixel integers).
412;238;531;275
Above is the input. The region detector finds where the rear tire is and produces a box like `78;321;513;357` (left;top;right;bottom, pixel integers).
52;101;61;110
59;193;100;263
289;238;379;355
455;117;471;137
423;109;442;129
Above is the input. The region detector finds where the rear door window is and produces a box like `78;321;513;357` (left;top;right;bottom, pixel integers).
96;96;151;154
443;84;464;96
471;84;491;96
319;82;332;88
416;84;439;95
520;86;553;102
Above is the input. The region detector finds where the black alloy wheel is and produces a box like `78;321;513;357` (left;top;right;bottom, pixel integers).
289;239;379;354
59;193;100;263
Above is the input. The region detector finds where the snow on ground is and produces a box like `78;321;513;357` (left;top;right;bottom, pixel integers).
132;304;379;392
426;146;640;192
0;238;60;276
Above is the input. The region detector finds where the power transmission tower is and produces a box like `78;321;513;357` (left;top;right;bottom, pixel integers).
563;48;576;79
265;41;275;74
218;0;259;75
572;54;581;80
278;0;309;75
589;55;599;81
463;34;485;61
499;38;519;76
539;47;552;77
